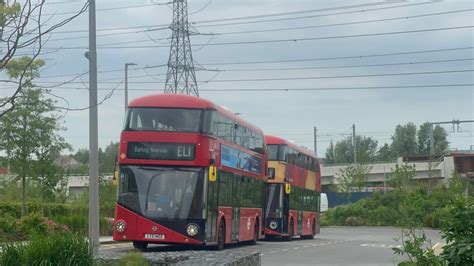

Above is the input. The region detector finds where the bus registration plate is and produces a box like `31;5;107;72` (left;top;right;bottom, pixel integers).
144;233;165;240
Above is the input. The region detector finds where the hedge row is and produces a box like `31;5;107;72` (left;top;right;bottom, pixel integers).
0;202;115;219
321;187;461;228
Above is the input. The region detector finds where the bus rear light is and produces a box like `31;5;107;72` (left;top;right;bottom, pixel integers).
115;220;126;233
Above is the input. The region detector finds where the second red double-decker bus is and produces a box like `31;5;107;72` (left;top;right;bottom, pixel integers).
264;135;321;240
113;94;267;250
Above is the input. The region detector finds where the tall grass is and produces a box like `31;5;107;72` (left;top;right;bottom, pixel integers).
0;232;92;266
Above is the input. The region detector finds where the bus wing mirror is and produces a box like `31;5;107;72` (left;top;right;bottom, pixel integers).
285;183;291;194
209;165;217;182
112;156;119;186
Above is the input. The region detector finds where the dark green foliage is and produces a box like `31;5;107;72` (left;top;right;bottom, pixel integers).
0;232;92;266
326;135;378;164
322;184;467;228
440;200;474;265
391;123;418;157
418;122;449;156
0;201;115;218
393;229;444;266
0;214;15;241
72;142;119;174
0;202;115;239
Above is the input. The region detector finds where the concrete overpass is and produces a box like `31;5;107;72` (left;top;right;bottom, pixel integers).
320;154;460;191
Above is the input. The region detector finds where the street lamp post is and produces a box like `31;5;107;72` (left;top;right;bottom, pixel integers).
124;63;136;113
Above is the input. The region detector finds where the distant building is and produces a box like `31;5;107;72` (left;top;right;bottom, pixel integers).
54;155;82;170
320;151;474;192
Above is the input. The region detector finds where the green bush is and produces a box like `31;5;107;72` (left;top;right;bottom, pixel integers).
0;202;115;219
15;212;49;238
393;229;444;266
0;214;16;241
0;232;92;266
344;216;365;226
440;201;474;265
323;185;471;229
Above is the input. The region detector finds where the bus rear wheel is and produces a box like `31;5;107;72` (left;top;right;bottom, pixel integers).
249;222;259;245
133;241;148;251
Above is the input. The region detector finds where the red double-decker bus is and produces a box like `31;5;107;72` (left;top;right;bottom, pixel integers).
113;94;267;250
264;135;321;240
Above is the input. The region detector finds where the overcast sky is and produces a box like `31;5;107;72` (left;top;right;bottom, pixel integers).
1;0;473;157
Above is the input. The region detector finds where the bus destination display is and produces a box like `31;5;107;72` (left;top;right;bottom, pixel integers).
127;142;195;160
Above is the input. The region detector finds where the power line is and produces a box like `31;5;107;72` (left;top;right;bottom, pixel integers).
200;69;474;84
204;46;474;66
43;2;171;16
44;8;474;44
212;9;474;36
32;47;474;80
2;84;473;92
192;1;441;28
33;69;474;85
219;58;474;72
38;25;473;50
36;57;474;82
47;1;425;35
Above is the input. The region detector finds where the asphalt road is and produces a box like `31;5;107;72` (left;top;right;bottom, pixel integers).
100;227;442;265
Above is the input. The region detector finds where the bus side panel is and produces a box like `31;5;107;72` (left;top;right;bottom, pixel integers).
302;211;316;236
239;208;262;241
218;206;233;244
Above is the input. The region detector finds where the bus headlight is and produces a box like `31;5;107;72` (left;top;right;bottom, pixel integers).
115;220;126;233
269;221;278;230
186;224;199;236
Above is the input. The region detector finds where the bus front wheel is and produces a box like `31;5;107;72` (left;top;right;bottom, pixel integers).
214;221;226;250
133;241;148;251
284;220;294;241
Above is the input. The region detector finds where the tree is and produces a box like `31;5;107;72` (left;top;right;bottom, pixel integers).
0;86;69;216
73;148;89;165
377;143;394;161
387;164;416;192
332;136;378;164
391;123;418;158
72;142;119;174
325;140;336;164
0;0;87;116
335;164;372;202
99;142;119;174
417;122;449;156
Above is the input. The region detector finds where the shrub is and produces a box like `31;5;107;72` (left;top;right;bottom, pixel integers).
393;229;444;266
440;200;474;265
15;212;49;239
0;232;92;266
344;216;365;226
0;214;16;241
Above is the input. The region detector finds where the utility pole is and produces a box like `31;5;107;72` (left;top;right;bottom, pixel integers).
124;63;136;113
88;0;99;256
352;124;357;164
164;0;199;96
313;126;318;156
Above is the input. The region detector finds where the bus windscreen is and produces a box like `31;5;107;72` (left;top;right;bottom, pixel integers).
126;108;202;132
